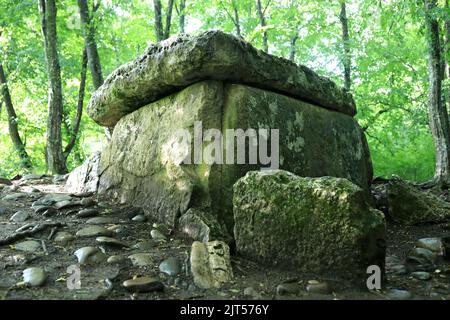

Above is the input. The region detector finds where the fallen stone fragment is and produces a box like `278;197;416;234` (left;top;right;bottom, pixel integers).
22;267;46;287
10;211;29;222
159;257;181;276
77;208;99;218
122;277;164;293
306;281;332;295
150;229;167;241
15;240;41;252
128;253;154;267
96;236;128;247
74;247;106;265
76;226;114;238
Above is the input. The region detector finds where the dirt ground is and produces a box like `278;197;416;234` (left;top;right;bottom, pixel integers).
0;176;448;300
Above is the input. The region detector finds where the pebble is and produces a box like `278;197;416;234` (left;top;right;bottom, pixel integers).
151;229;167;241
386;289;412;300
128;253;154;267
74;247;106;265
107;255;126;264
122;277;164;293
306;281;332;295
86;217;117;225
2;193;26;201
54;232;75;244
159;257;181;276
15;240;41;252
48;194;72;202
76;226;114;238
33;205;52;214
132;240;156;250
96;236;128;247
80;198;95;207
55;200;78;210
416;238;443;253
276;283;299;296
407;247;438;265
23;267;46;287
132;214;146;222
243;287;261;299
412;271;432;281
77;208;99;218
32;198;55;207
10;211;29;222
42;208;57;217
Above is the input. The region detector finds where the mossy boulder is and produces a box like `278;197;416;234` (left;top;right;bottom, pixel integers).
233;170;386;285
386;178;450;225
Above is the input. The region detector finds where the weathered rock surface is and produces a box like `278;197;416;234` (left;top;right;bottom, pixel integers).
97;80;372;229
66;152;101;194
190;241;233;289
87;31;355;127
385;178;450;225
233;170;386;284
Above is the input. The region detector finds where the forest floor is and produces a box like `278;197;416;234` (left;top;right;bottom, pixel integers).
0;176;449;300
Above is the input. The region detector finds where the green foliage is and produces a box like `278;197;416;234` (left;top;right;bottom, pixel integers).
0;0;441;182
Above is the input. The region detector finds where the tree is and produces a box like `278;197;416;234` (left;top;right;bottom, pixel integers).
78;0;103;90
39;0;67;174
153;0;175;42
219;0;242;37
339;0;351;91
424;0;450;187
0;64;32;169
176;0;186;33
256;0;269;52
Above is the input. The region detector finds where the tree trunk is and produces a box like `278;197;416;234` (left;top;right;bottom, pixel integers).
339;1;351;91
289;32;298;61
179;0;186;33
0;64;32;169
232;0;241;37
154;0;164;42
64;49;87;159
256;0;268;53
164;0;175;39
425;0;450;187
39;0;67;174
78;0;103;90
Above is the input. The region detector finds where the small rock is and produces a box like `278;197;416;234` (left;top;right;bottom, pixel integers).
3;193;26;201
122;277;164;293
151;229;167;241
55;200;78;210
49;194;72;202
32;198;55;207
407;247;438;265
96;236;128;247
416;238;443;254
132;240;156;250
76;226;114;238
21;174;43;181
42;208;57;217
412;271;432;281
386;289;412;300
128;253;154;267
132;214;146;222
33;205;52;214
190;241;233;289
159;257;181;276
54;232;74;244
77;208;99;218
276;283;299;296
306;281;332;295
80;197;95;207
107;255;126;264
10;211;29;222
23;267;46;287
243;287;261;299
74;247;106;265
15;240;41;252
86;217;117;225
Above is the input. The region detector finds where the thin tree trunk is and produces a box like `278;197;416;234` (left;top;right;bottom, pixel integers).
0;64;32;169
289;32;298;61
232;0;241;37
339;1;351;91
78;0;103;89
425;0;450;187
154;0;164;42
256;0;268;53
164;0;175;39
64;49;87;158
39;0;67;174
178;0;186;33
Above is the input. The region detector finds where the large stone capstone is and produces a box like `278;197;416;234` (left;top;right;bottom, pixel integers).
87;30;356;127
233;170;386;285
82;31;373;234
